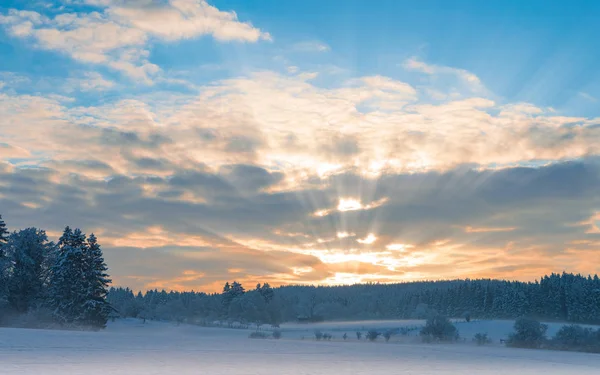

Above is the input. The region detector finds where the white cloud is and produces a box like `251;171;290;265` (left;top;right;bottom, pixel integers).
357;234;377;245
403;56;485;93
66;72;115;92
2;68;600;181
386;244;412;251
107;0;271;42
292;41;330;52
0;1;270;83
578;91;597;102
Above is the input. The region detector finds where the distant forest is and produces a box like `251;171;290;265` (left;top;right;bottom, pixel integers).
108;272;600;327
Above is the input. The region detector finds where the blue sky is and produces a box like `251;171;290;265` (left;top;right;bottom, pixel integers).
2;0;599;113
1;0;600;291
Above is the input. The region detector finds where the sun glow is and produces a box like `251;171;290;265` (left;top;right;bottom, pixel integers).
337;198;363;212
336;231;354;238
386;243;413;251
357;233;377;245
316;163;342;177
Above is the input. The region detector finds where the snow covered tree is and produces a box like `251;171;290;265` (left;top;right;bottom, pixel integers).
257;283;274;303
420;315;458;342
49;227;89;325
0;214;8;250
222;281;245;315
0;215;9;304
3;228;56;312
80;233;112;329
507;317;548;348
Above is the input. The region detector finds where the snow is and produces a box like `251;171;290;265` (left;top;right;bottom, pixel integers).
1;319;600;374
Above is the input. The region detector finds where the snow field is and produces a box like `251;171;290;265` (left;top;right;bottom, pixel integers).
1;318;600;374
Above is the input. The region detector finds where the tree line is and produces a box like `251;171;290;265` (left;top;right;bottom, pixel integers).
108;272;600;326
0;215;111;329
108;281;282;329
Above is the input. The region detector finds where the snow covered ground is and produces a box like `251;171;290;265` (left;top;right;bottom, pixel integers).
1;319;600;374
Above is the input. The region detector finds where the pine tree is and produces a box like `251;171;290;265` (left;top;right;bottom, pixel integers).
258;283;274;303
4;228;56;312
222;281;245;314
49;227;88;325
0;214;9;302
81;233;112;329
0;214;8;257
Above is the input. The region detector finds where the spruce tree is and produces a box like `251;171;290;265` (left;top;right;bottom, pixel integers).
4;228;56;312
81;233;112;329
0;214;8;255
50;227;88;325
258;283;274;303
0;214;9;302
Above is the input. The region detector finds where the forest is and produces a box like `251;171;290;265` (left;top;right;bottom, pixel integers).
107;272;600;327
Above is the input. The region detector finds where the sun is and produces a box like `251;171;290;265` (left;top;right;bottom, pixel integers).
337;198;363;212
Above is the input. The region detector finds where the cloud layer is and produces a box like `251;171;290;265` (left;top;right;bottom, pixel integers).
0;1;270;83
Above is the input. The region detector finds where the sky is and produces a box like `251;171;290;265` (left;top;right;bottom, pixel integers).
1;0;600;292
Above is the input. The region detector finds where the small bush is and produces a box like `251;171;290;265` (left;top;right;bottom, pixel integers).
464;311;471;323
366;330;381;341
249;331;269;339
356;331;362;340
272;330;282;339
474;333;491;346
420;315;458;342
323;333;332;340
315;330;323;341
507;317;547;349
383;331;393;342
550;325;600;353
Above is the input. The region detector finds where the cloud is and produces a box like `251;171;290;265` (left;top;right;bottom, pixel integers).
402;56;485;93
464;226;516;233
1;47;600;290
3;69;600;180
106;0;272;43
65;72;115;92
0;1;270;83
357;233;377;245
578;92;597;102
0;143;31;159
1;153;600;290
292;41;330;52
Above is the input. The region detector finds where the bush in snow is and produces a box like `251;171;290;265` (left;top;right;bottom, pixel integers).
463;311;471;322
272;330;282;339
420;315;458;342
474;333;491;346
383;330;393;342
549;325;600;353
507;317;547;349
366;330;380;341
249;331;269;339
314;330;323;341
